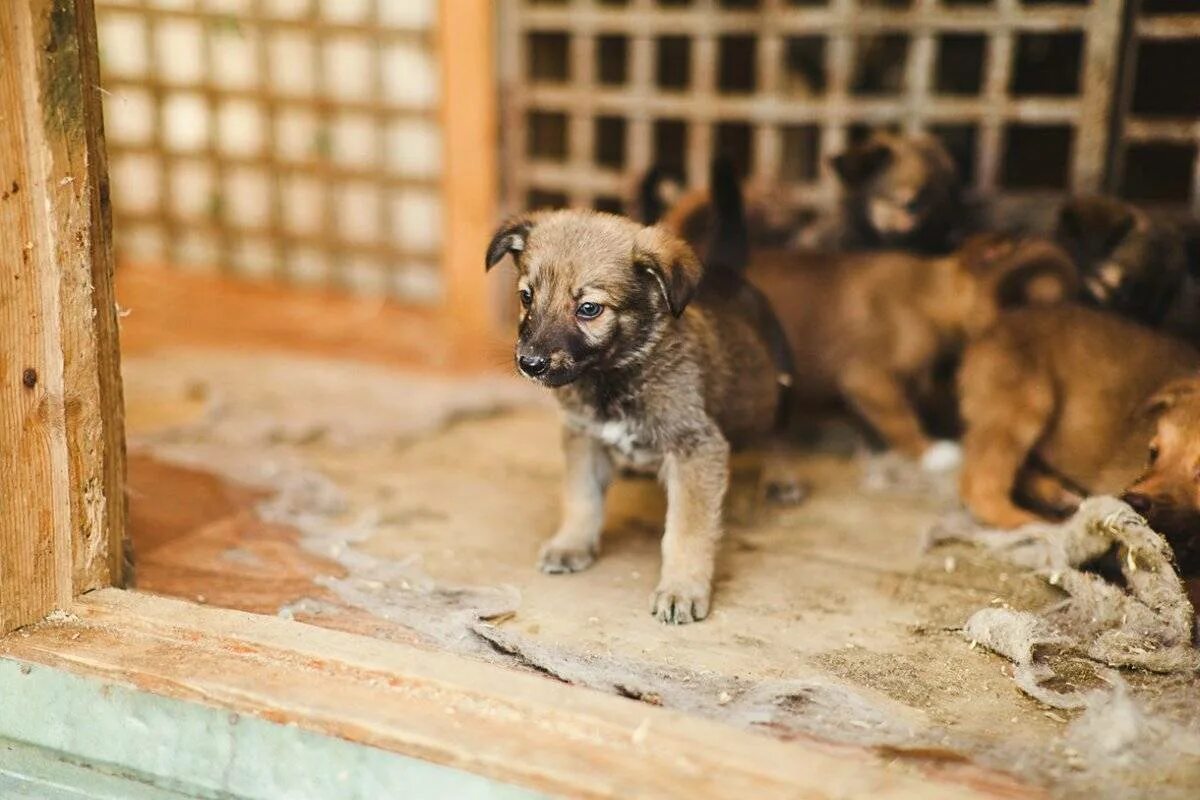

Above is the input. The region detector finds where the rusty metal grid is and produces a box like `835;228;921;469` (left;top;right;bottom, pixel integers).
499;0;1126;224
96;0;443;301
1109;3;1200;216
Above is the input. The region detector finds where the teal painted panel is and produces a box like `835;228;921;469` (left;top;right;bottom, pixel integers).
0;659;547;800
0;738;194;799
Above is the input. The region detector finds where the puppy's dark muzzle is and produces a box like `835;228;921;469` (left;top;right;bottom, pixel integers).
517;354;549;377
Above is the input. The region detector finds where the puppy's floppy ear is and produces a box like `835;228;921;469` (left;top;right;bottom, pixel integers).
633;225;702;318
830;141;892;187
485;216;534;271
1139;378;1200;420
992;240;1080;308
1056;196;1136;254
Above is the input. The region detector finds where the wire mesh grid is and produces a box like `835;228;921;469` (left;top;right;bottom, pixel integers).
1110;0;1200;216
499;0;1126;224
96;0;443;301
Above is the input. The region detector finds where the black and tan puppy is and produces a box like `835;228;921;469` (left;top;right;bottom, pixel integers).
1055;195;1200;336
958;305;1200;538
749;234;1077;468
485;162;791;624
821;131;969;255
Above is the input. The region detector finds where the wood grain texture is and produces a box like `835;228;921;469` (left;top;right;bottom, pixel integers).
439;0;501;359
1;590;1042;800
0;0;125;633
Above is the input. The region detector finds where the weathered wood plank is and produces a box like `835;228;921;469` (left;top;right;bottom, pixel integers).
0;590;1042;800
0;0;125;633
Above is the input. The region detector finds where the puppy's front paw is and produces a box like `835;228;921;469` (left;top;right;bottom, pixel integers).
537;541;597;574
920;440;963;473
650;581;711;625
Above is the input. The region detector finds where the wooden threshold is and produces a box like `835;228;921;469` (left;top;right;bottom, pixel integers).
0;589;1034;800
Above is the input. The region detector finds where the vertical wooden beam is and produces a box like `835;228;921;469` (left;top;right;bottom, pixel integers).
0;0;126;633
439;0;499;361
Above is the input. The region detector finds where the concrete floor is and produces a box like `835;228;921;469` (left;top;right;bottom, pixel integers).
122;347;1200;799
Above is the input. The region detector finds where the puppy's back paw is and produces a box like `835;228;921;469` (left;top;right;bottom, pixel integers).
650;582;711;624
920;440;963;473
538;542;597;574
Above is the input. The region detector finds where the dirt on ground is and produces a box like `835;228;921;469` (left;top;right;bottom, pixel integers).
123;347;1200;800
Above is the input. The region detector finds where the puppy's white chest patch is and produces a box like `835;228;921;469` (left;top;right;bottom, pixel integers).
568;414;660;470
596;420;638;450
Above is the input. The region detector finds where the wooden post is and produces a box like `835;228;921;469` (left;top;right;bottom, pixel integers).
439;0;501;364
0;0;125;633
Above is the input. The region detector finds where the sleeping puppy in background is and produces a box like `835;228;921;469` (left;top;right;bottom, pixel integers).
817;131;970;255
485;160;792;624
1055;195;1200;338
749;234;1077;469
958;305;1200;564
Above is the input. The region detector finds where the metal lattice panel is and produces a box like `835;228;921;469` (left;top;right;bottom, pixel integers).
500;0;1126;223
1110;0;1200;216
97;0;443;301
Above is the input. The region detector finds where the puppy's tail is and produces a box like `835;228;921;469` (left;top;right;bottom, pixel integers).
705;156;749;278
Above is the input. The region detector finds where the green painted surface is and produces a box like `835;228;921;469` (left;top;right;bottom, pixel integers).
0;659;547;800
0;738;194;799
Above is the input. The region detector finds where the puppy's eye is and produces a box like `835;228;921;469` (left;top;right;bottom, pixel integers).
518;288;532;307
576;302;604;320
1149;444;1160;465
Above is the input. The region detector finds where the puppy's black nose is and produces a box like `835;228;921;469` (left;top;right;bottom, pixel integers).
518;354;549;377
1122;492;1152;514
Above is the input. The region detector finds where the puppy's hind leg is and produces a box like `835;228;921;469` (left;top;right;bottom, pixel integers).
959;354;1054;529
539;428;613;574
652;425;730;624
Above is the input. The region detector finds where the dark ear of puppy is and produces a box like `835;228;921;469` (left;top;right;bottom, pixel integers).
485;216;534;271
633;226;703;318
1139;378;1199;420
638;165;683;226
830;142;892;187
1056;196;1136;255
993;242;1080;308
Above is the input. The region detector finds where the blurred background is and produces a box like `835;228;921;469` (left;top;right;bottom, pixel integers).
94;0;1200;320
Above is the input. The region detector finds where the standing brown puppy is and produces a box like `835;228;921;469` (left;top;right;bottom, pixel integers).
958;305;1200;530
485;164;790;624
749;234;1077;468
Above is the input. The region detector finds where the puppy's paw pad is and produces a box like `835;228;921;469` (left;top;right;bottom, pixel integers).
537;543;596;574
920;440;963;473
649;584;711;625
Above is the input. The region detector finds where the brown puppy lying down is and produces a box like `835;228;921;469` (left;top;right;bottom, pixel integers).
749;234;1077;469
959;305;1200;556
1124;377;1200;573
485;164;791;624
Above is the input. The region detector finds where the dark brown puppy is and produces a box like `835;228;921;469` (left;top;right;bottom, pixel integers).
749;234;1077;469
1124;377;1200;573
958;305;1200;533
1055;195;1200;335
485;170;790;625
822;131;968;255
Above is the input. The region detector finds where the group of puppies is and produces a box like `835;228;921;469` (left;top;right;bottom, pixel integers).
486;131;1200;625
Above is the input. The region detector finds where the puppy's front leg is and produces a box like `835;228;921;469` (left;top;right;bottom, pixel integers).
652;426;730;624
840;363;936;462
539;427;613;574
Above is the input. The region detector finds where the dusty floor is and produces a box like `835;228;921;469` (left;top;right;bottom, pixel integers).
123;346;1200;800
